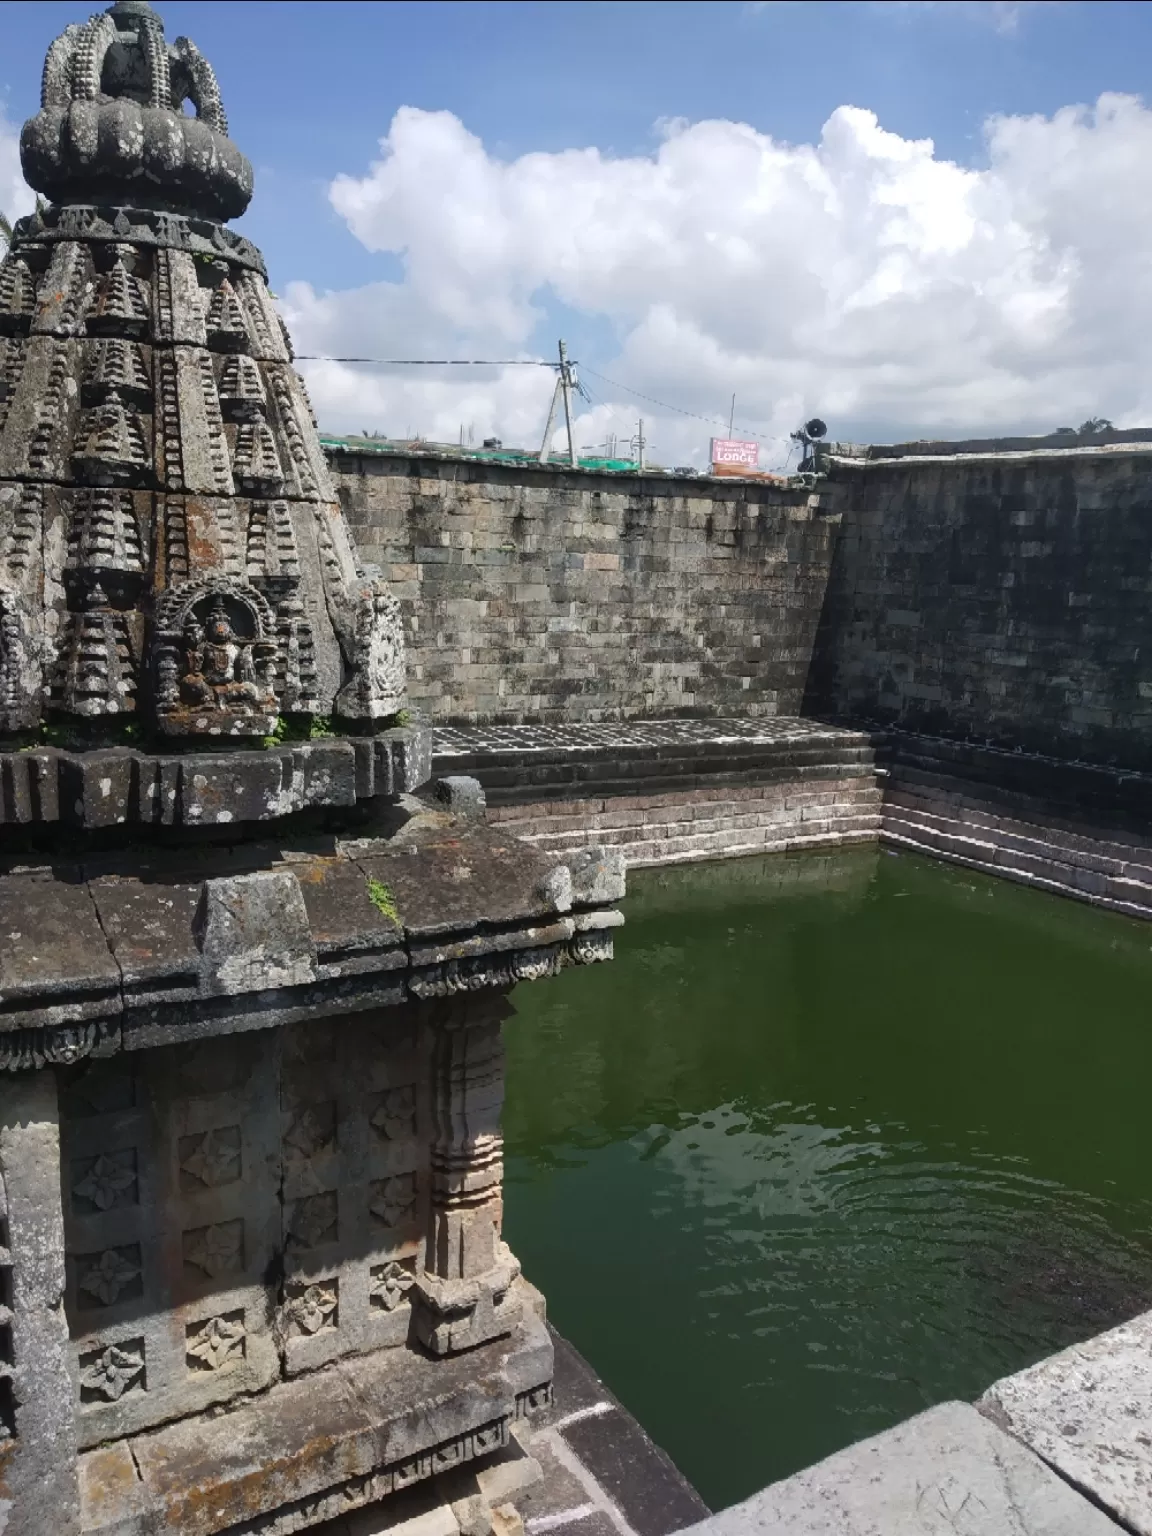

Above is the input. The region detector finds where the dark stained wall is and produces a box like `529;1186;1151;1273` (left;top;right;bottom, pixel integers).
806;452;1152;770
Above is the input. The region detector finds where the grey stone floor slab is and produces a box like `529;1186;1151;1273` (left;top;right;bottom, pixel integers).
433;719;868;756
980;1307;1152;1535
683;1401;1121;1535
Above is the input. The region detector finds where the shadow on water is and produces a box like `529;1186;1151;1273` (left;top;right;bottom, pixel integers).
503;847;1152;1510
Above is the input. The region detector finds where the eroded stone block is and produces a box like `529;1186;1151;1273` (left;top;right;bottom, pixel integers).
980;1308;1152;1536
688;1401;1119;1536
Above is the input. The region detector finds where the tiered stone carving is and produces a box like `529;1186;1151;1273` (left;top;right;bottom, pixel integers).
0;0;407;746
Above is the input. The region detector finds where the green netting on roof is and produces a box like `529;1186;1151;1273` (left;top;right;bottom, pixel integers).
319;435;642;473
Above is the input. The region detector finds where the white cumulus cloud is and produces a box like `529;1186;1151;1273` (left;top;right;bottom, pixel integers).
0;109;35;234
289;94;1152;466
7;90;1152;468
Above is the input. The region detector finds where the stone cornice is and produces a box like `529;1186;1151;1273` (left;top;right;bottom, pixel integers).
0;815;624;1068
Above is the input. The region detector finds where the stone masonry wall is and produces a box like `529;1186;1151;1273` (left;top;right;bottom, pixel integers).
807;451;1152;771
332;452;839;725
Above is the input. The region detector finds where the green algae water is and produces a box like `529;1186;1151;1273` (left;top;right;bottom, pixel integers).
502;848;1152;1511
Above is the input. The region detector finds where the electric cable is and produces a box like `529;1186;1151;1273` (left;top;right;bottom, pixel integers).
579;364;775;441
295;356;553;366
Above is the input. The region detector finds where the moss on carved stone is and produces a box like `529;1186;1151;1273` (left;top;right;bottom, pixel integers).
366;877;400;923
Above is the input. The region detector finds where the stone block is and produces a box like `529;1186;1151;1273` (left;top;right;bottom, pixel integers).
299;739;359;808
90;876;201;1006
688;1401;1119;1535
979;1307;1152;1535
60;749;136;829
179;752;287;825
0;1070;82;1536
434;775;487;819
358;822;573;936
562;845;627;906
194;869;318;996
292;857;405;978
0;875;121;1033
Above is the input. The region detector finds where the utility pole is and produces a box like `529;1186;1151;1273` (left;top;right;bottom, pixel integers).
539;340;579;467
559;339;577;468
729;393;736;436
631;418;646;470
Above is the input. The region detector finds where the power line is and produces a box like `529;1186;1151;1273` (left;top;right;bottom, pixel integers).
297;350;787;450
579;364;776;441
295;355;554;366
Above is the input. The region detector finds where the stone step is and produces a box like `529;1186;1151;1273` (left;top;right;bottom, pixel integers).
885;788;1152;875
498;802;880;840
485;779;881;819
882;813;1152;918
513;814;882;863
497;801;881;841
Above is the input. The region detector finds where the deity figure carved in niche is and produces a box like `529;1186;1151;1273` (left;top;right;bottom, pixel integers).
154;582;279;733
182;598;275;712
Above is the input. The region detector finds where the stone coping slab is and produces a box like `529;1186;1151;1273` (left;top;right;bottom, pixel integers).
979;1308;1152;1535
80;1303;552;1536
683;1401;1121;1535
0;813;624;1068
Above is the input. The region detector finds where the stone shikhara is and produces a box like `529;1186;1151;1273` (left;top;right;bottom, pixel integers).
0;0;408;766
0;6;624;1535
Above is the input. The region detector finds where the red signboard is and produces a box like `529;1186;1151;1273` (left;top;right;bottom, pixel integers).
710;437;759;469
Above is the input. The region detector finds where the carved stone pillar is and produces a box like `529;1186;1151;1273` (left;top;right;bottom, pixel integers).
412;993;523;1356
0;1070;81;1536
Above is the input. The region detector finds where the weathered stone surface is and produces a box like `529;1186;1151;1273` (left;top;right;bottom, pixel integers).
194;869;318;996
292;857;405;978
0;818;622;1064
687;1401;1119;1535
0;874;121;1031
0;728;433;832
979;1307;1152;1535
89;874;200;1004
79;1307;551;1536
62;1032;283;1448
434;775;486;819
561;845;626;906
358;820;577;937
809;452;1152;772
0;1071;82;1536
334;451;836;727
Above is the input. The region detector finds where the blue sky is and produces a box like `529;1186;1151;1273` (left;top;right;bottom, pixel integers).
5;1;1152;462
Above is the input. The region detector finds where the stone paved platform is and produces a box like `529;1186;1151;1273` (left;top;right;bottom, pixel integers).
681;1306;1152;1535
433;720;866;756
980;1310;1152;1536
684;1401;1122;1535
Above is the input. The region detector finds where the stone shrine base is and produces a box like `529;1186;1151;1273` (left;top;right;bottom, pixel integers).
307;1325;709;1536
81;1297;552;1536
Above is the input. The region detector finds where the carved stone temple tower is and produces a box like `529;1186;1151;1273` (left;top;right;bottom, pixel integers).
2;0;404;756
0;7;623;1535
